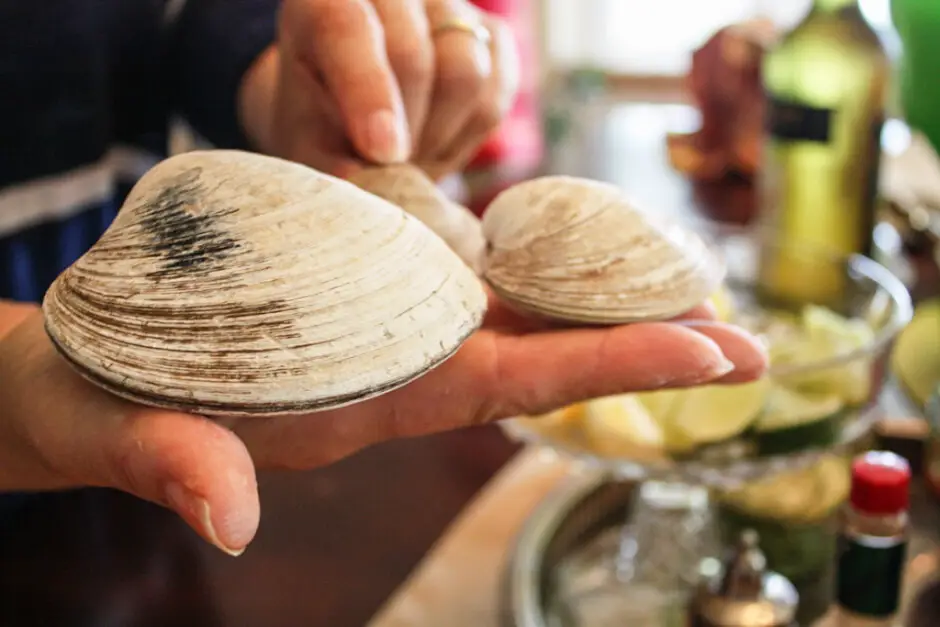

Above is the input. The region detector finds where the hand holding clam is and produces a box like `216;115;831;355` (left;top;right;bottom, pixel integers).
0;151;767;556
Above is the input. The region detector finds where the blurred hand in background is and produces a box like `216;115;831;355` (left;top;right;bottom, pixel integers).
239;0;520;180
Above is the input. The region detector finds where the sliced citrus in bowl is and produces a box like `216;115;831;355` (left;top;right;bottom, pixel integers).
581;394;667;461
891;299;940;408
753;386;844;455
660;377;771;452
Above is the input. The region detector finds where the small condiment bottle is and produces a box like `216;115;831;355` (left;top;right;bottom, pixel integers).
689;529;799;627
833;450;911;626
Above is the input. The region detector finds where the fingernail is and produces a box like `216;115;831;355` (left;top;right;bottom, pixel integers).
165;483;245;557
710;357;736;378
691;336;736;382
363;110;409;163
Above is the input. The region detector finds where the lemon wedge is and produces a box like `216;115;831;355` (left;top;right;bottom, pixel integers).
515;402;584;441
582;394;666;460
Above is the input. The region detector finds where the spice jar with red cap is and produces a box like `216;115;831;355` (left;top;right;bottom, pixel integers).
832;450;911;625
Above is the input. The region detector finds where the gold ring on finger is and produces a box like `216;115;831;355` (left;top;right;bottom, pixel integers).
431;18;491;45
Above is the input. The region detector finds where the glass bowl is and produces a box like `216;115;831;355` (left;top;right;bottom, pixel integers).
502;226;912;485
497;225;913;622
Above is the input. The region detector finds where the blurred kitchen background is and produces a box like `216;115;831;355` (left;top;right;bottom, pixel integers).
460;0;939;300
460;3;940;626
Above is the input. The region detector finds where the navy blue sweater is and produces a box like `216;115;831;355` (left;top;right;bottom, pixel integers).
0;0;279;302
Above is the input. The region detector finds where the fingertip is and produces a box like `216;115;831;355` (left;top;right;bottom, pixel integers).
489;321;747;417
166;479;258;557
356;109;410;164
677;321;770;383
648;323;738;386
112;411;260;555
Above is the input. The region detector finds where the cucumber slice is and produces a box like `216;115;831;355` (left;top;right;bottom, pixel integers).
754;387;844;455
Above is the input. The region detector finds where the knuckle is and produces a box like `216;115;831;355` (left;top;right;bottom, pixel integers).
312;0;371;35
474;104;503;132
387;42;434;85
437;55;487;94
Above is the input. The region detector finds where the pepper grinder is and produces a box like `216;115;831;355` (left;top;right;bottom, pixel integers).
689;529;799;627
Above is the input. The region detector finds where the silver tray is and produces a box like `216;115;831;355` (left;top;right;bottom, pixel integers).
499;468;940;627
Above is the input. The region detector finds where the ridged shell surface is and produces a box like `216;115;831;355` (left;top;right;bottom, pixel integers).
348;164;486;274
481;176;725;324
42;150;487;416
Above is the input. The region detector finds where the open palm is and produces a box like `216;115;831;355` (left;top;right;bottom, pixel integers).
0;290;766;555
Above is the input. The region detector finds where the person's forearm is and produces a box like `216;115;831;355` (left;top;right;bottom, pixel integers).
0;301;38;341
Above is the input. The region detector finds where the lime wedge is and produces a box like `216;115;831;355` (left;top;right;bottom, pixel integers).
582;394;666;460
801;455;851;522
661;378;770;452
799;305;874;405
803;304;874;345
768;305;874;405
757;386;844;431
754;386;844;455
891;299;940;408
720;454;849;523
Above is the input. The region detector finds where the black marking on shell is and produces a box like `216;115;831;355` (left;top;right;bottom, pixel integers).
137;167;244;278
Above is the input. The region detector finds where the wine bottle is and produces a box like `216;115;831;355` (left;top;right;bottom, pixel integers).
757;0;889;304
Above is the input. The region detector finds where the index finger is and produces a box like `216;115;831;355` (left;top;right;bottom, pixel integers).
282;0;410;163
235;321;767;470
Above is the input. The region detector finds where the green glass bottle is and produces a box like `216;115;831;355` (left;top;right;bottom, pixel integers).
892;0;940;154
758;0;890;305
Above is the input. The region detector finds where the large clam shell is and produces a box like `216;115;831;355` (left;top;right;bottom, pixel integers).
347;164;486;274
42;150;487;417
481;176;725;324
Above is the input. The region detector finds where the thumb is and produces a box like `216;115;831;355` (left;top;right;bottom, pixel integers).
36;407;258;557
0;315;259;555
83;409;260;557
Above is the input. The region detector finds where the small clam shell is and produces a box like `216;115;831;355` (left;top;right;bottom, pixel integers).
347;164;486;274
42;150;487;417
481;176;725;324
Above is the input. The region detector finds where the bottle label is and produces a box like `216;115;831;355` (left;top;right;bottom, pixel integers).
766;97;833;143
835;531;907;617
